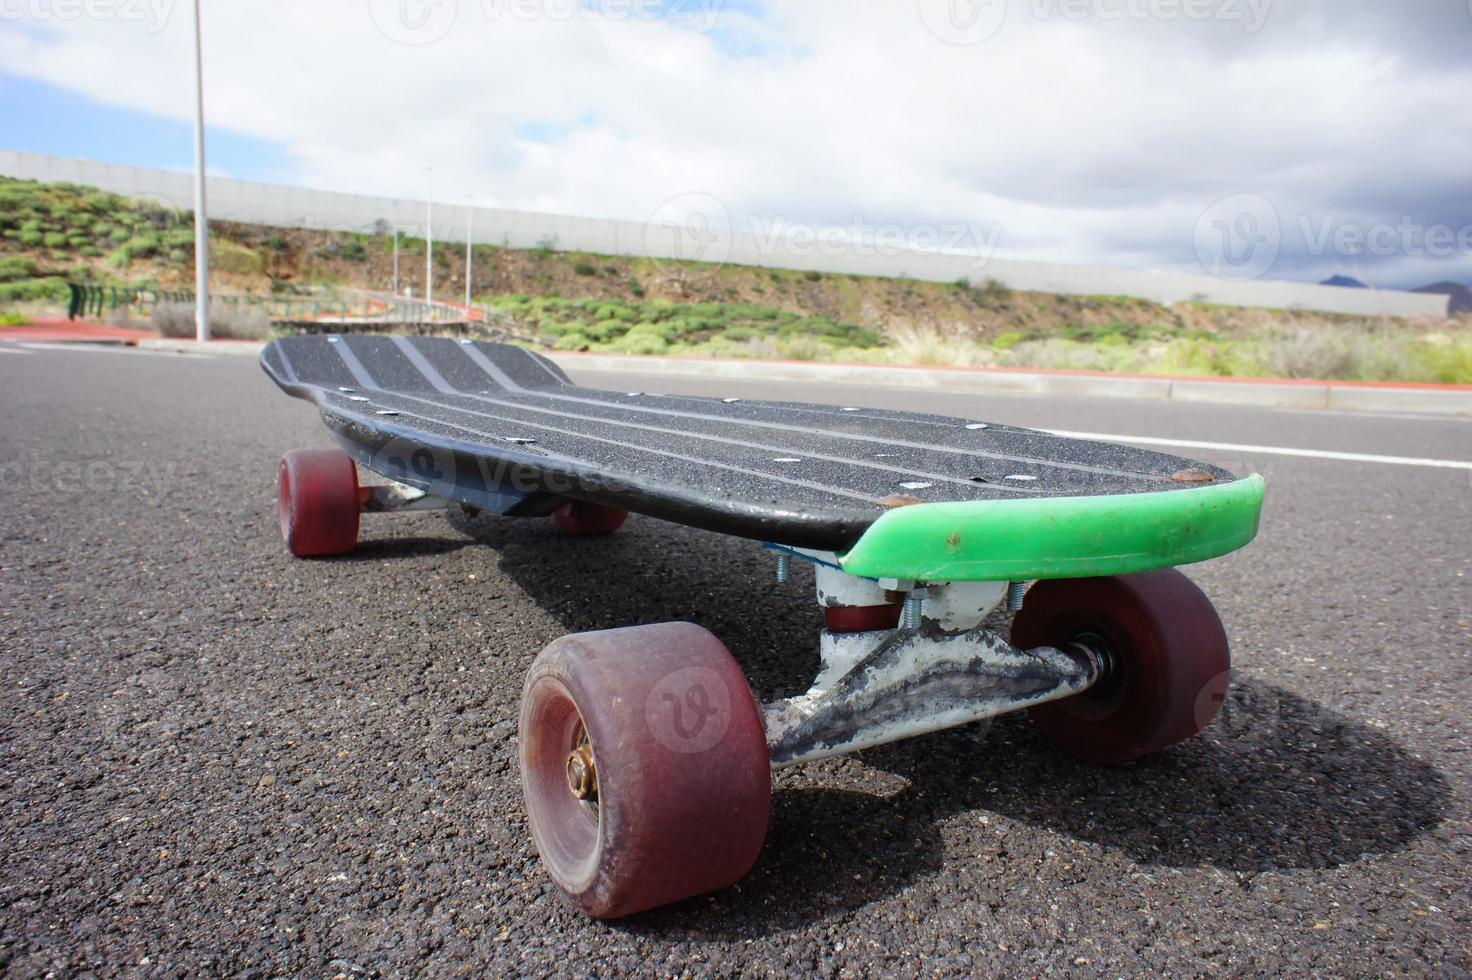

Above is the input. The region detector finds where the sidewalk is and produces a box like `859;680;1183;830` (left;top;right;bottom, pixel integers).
551;352;1472;417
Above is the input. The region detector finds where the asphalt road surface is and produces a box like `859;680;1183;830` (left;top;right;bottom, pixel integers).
1;341;1468;977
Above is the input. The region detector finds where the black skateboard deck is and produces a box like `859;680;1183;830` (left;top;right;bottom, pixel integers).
261;335;1260;562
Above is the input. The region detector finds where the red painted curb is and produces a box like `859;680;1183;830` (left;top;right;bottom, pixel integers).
0;318;154;344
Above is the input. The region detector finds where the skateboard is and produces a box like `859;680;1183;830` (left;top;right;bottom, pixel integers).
262;334;1265;918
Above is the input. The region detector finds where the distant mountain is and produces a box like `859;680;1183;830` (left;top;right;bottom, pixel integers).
1320;275;1368;288
1414;281;1472;316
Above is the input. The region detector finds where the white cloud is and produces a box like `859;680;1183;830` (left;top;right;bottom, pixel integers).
3;0;1470;286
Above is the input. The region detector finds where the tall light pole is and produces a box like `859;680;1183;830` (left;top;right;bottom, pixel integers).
425;166;433;306
464;196;473;310
190;0;209;342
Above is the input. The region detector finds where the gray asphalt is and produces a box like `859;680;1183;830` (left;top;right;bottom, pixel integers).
1;342;1468;977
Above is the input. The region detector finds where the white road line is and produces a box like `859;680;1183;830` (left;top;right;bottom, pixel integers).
1046;429;1472;471
0;345;34;354
16;342;214;359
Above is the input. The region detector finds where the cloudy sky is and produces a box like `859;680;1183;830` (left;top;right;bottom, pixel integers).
2;0;1470;288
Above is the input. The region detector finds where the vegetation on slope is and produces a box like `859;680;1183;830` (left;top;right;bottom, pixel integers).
0;175;1467;382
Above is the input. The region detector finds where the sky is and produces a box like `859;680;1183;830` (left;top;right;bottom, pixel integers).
1;0;1470;289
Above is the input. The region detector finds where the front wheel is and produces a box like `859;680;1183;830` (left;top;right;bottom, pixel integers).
1010;569;1230;764
519;622;770;918
278;448;360;557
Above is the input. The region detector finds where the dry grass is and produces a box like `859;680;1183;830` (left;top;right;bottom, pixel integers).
856;322;1471;384
152;302;270;340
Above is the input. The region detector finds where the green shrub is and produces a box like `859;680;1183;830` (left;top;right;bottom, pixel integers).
586;318;629;342
0;311;28;326
803;270;821;281
552;331;592;351
116;234;161;262
0;256;35;282
0;277;68;302
607;331;668;355
573;261;597;276
213;242;262;275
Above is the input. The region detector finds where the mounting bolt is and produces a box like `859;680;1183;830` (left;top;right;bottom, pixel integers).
1006;581;1027;613
900;589;926;629
566;744;598;801
775;552;791;584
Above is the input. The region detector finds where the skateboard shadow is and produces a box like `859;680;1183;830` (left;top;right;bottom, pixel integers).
446;511;1451;936
334;536;473;561
444;509;823;697
622;677;1452;938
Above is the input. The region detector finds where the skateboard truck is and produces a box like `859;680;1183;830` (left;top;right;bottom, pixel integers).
357;483;455;514
761;549;1109;766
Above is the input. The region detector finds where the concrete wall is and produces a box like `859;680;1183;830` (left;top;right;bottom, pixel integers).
2;149;1449;318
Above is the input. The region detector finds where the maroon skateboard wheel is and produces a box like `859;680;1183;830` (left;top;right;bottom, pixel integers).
1010;569;1230;764
278;448;360;557
519;622;770;918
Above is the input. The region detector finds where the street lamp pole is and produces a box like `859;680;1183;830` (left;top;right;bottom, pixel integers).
190;0;209;342
464;196;473;310
425;167;433;306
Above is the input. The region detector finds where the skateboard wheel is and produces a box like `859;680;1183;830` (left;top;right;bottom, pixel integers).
519;622;770;918
277;448;360;557
551;500;628;536
1010;569;1230;765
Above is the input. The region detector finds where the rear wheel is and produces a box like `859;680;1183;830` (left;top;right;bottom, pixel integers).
1010;569;1230;764
278;448;360;557
519;622;770;918
551;500;628;536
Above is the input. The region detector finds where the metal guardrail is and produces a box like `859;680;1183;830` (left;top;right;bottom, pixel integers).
66;283;194;320
64;282;520;332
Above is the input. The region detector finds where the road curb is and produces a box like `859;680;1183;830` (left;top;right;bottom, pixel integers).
137;338;267;356
550;353;1472;417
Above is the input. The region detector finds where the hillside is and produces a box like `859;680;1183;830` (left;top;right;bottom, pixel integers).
2;175;1468;382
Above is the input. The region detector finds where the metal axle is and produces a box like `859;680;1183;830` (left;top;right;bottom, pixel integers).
357;483;453;514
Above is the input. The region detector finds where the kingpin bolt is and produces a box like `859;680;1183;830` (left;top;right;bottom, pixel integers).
901;589;925;629
775;553;791;584
1006;581;1027;613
